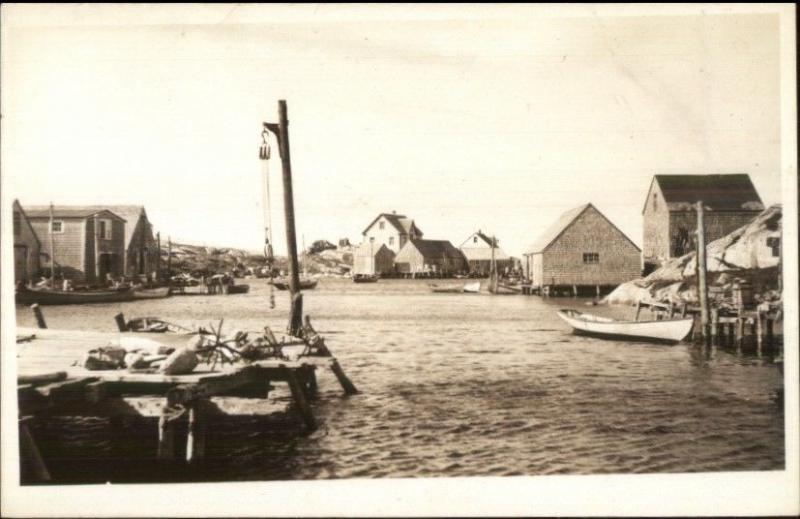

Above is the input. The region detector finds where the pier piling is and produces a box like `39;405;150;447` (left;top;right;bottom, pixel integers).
31;304;47;329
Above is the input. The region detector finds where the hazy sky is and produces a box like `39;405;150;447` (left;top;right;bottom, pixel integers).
1;5;784;256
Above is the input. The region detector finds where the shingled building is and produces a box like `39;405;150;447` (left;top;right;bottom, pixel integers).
642;174;764;271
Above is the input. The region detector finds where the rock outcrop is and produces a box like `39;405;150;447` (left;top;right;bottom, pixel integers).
605;205;782;306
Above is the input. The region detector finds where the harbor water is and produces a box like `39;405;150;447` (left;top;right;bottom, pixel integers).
16;278;784;481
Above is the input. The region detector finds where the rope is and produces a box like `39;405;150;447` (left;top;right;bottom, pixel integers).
260;131;276;309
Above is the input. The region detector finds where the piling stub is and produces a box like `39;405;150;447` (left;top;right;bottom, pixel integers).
284;367;317;431
31;304;47;329
114;313;128;332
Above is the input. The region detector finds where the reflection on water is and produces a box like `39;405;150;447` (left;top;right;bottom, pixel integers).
17;279;784;482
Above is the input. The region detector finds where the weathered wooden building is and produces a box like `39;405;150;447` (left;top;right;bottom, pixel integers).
458;230;512;276
26;206;126;284
642;174;764;271
12;200;41;284
362;211;423;254
353;242;396;275
394;239;466;276
524;203;641;294
83;205;159;277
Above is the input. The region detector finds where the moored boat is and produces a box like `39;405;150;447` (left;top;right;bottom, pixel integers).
227;284;250;294
132;286;172;299
430;281;481;294
556;308;694;344
15;287;136;306
353;274;379;283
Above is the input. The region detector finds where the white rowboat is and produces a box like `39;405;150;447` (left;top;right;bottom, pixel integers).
556;309;694;344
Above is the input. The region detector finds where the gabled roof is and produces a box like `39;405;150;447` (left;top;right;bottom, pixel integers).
461;247;510;261
82;206;149;248
26;205;127;221
648;174;764;213
460;230;497;248
354;242;395;258
362;212;423;237
404;239;465;260
12;200;41;247
525;203;641;254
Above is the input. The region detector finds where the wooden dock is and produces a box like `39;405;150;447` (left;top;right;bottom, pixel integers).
15;326;357;482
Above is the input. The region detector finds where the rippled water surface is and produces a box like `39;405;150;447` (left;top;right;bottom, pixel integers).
17;279;784;481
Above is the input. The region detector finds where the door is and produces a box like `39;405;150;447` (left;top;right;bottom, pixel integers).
14;245;28;282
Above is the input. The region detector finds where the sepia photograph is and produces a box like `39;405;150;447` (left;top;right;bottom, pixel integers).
1;3;797;517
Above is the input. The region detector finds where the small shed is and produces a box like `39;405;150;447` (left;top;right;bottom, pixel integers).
353;242;395;275
394;239;466;276
524;203;641;294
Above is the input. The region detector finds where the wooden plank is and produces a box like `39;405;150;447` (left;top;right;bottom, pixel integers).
18;371;67;386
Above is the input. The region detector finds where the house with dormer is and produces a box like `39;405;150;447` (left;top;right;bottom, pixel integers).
361;211;423;254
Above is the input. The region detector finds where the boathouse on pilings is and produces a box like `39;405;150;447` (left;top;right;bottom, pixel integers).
353;242;395;275
394;239;467;277
12;200;42;284
458;230;512;276
642;174;764;273
523;203;641;296
27;206;126;285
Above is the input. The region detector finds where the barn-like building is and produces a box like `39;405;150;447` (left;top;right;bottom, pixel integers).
394;239;466;276
523;203;641;295
642;174;764;271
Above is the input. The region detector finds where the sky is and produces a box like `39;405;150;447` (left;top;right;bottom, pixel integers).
1;5;784;257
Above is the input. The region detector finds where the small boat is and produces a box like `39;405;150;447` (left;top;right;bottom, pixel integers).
132;286;172;299
226;283;250;294
463;281;481;293
430;281;481;294
353;274;379;283
270;278;318;290
15;286;136;306
556;309;694;344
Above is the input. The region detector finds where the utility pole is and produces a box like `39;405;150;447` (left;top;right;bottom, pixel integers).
265;100;303;335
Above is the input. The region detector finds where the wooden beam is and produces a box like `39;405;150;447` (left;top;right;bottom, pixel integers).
18;371;67;386
284;367;316;431
330;358;358;395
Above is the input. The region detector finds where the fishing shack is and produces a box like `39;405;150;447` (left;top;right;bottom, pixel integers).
642;174;764;273
394;239;466;277
26;205;127;285
353;242;395;276
458;230;512;276
523;203;641;296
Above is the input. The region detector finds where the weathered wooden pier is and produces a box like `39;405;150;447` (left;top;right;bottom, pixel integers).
16;326;357;483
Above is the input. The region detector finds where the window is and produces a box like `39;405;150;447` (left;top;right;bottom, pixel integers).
766;237;780;257
98;219;112;240
473;236;478;244
13;212;21;236
379;221;385;230
388;237;394;246
583;252;599;264
51;220;64;233
652;193;658;210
